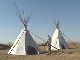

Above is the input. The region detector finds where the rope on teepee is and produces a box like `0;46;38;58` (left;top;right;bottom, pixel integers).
60;31;78;48
30;31;60;50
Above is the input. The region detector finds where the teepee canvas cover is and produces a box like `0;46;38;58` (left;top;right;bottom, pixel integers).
51;21;69;50
8;28;41;55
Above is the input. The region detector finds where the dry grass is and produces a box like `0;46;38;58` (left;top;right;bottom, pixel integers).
0;42;80;60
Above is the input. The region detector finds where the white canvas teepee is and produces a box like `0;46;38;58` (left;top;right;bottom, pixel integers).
51;21;69;50
8;6;41;55
8;28;41;55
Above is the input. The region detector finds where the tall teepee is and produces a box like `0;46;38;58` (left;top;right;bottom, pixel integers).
51;21;69;50
8;3;41;55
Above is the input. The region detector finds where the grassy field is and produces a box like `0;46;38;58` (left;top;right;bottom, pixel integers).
0;42;80;60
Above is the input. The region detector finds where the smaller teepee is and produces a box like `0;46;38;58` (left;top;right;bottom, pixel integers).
51;21;69;50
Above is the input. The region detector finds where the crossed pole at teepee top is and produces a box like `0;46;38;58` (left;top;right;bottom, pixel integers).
14;2;33;30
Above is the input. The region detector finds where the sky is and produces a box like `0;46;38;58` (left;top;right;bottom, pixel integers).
0;0;80;44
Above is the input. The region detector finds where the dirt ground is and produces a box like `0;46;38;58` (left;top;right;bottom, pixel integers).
0;42;80;60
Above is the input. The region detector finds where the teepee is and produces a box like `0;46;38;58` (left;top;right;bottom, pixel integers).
8;4;41;55
51;21;69;50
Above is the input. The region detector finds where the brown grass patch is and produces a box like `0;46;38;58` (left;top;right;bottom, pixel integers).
0;42;80;60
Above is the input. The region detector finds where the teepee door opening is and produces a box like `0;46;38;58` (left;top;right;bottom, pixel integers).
61;44;65;49
26;46;37;55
